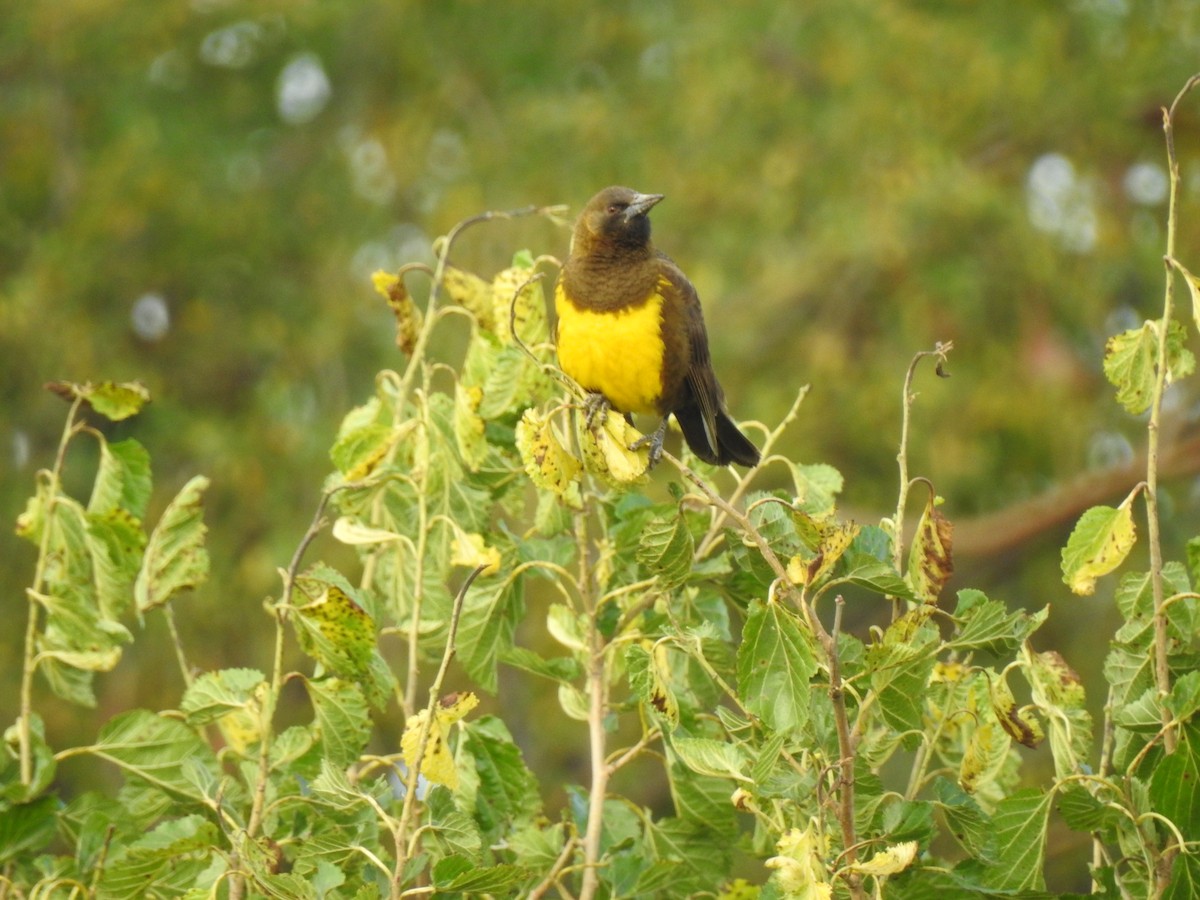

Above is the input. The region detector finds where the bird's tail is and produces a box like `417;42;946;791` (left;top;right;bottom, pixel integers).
674;406;761;468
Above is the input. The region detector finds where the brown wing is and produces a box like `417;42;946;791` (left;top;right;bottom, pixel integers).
656;255;723;456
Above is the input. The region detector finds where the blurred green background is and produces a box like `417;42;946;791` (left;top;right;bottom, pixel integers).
4;0;1200;885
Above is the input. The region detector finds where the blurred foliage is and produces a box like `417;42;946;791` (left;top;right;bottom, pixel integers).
5;0;1200;870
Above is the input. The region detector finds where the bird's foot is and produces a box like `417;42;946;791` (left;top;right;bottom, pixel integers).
630;418;669;469
583;392;611;429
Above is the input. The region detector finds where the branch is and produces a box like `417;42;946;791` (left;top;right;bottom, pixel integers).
393;563;487;891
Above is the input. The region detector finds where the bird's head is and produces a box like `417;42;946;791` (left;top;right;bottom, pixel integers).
572;185;664;254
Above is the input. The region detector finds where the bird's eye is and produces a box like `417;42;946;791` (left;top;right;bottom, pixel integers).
607;204;624;215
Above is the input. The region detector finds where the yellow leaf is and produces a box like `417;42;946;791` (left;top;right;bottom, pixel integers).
581;409;649;486
1061;495;1137;596
400;692;479;789
454;381;487;471
789;521;862;586
217;682;268;754
372;270;422;355
959;720;1009;793
847;841;918;877
988;672;1044;749
515;408;583;508
1174;258;1200;339
492;265;547;345
765;823;832;900
443;264;496;331
331;517;402;545
908;491;953;603
449;529;501;577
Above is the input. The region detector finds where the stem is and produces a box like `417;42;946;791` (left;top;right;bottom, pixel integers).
824;597;865;900
162;606;194;689
580;623;609;900
19;395;82;786
573;504;609;900
528;835;581;900
233;484;346;900
1148;77;1200;759
392;564;484;893
695;384;809;559
892;343;952;620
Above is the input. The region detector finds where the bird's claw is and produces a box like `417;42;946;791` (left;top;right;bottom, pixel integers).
630;419;669;470
583;392;610;429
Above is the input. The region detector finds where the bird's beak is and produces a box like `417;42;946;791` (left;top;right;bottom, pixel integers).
623;192;664;222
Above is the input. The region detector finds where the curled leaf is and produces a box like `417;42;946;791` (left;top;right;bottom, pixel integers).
847;841;919;876
580;409;649;486
46;380;151;421
443;264;496;331
988;671;1044;749
908;490;953;603
372;269;423;355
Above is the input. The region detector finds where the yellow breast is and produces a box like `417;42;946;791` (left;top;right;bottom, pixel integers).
554;281;664;415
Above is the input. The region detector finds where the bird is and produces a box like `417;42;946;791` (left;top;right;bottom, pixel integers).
554;185;761;468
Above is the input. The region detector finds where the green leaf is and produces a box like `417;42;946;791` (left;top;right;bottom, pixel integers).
645;816;733;891
292;574;375;680
432;857;529;892
306;677;370;768
1;713;57;803
97;815;220;899
86;710;220;803
47;379;151;421
85;507;146;620
1056;783;1123;833
89;438;152;519
1024;648;1091;778
1166;851;1200;900
1113;686;1163;733
789;461;843;516
842;561;917;601
670;736;750;781
979;788;1053;892
1103;320;1193;415
637;513;696;589
1060;500;1136;596
1103;323;1157;414
949;589;1048;655
179;668;266;726
498;645;582;683
0;795;57;865
933;777;996;863
1149;724;1200;838
331;420;401;481
867;612;939;736
456;580;523;694
627;644;680;728
1166;670;1200;723
463;716;541;835
737;599;815;736
665;756;739;836
134;475;210;614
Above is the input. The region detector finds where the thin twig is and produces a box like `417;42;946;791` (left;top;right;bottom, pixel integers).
1147;77;1200;760
528;834;581;900
892;342;952;621
824;597;865;900
19;395;82;787
392;563;487;894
